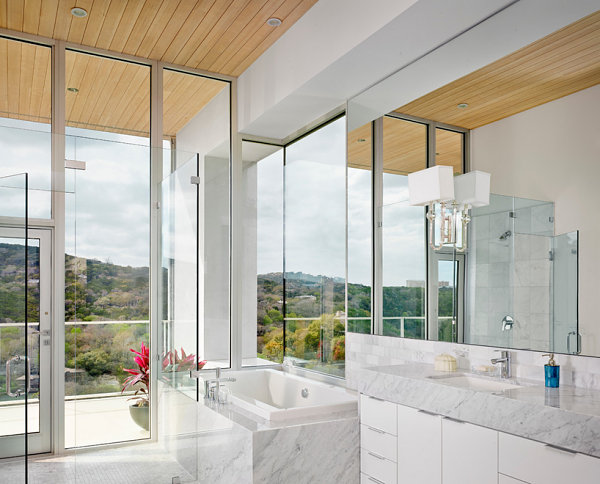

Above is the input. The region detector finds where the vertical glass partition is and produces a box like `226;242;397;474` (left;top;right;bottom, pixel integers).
160;152;199;398
0;174;28;481
163;69;231;370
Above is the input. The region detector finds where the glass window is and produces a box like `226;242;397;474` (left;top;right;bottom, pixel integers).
382;117;427;339
347;122;372;334
284;118;346;377
0;38;51;218
241;142;284;365
64;50;151;447
435;128;464;174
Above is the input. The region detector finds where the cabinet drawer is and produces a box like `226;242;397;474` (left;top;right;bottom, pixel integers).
499;433;600;484
360;394;397;435
361;424;397;462
361;473;394;484
361;449;397;484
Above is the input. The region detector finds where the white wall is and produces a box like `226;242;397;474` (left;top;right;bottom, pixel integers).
238;0;516;139
471;84;600;356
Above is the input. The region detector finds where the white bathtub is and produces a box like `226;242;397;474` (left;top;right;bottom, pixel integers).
224;369;357;422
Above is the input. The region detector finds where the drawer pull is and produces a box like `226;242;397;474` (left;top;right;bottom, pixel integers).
367;451;386;460
366;426;385;434
545;443;578;455
418;409;438;417
367;477;385;484
443;416;465;424
366;395;384;401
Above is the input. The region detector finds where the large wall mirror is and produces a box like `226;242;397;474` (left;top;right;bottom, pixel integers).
347;10;599;357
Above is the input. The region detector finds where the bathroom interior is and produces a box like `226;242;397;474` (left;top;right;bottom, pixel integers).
0;1;599;483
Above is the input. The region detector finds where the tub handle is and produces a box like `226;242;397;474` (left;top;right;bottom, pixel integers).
367;451;386;460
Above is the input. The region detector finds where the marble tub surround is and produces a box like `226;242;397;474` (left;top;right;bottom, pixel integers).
357;362;600;458
161;377;359;484
346;332;600;391
206;391;359;484
252;416;359;484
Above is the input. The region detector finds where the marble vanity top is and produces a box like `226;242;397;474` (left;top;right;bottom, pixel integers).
357;363;600;458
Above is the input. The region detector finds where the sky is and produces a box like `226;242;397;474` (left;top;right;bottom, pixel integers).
0;117;151;268
1;115;451;284
253;117;446;287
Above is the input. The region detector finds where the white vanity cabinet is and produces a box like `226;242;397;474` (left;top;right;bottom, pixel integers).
396;404;441;484
442;417;498;484
360;392;600;483
498;432;600;484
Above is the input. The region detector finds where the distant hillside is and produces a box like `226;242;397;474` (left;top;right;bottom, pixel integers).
0;242;39;322
65;254;149;322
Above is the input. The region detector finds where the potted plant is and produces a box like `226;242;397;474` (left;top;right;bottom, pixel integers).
122;343;207;431
122;342;150;431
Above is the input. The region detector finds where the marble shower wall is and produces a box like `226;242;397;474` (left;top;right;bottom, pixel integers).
346;332;600;391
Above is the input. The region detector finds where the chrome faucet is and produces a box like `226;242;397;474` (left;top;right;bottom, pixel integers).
491;350;512;378
202;367;236;402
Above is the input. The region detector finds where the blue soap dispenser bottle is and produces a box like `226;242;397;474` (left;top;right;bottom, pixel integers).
543;353;559;388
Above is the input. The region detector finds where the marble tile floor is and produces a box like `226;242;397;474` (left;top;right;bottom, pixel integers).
0;443;196;484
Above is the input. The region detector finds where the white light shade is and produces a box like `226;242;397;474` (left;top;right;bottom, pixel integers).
454;170;491;207
408;165;455;206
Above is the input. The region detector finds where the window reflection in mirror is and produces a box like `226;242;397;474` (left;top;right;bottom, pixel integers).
347;122;372;334
382;117;427;339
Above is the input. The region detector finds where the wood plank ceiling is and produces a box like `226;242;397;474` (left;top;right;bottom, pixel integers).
0;0;318;138
349;10;600;175
396;10;600;129
348;119;463;175
0;0;318;77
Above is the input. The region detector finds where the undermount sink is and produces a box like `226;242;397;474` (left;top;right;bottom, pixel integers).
428;374;522;393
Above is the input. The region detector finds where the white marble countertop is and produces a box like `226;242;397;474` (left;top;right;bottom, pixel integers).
357;363;600;458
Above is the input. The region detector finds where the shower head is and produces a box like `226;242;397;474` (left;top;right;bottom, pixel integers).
499;230;512;240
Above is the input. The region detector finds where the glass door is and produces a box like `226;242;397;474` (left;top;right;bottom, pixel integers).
0;227;52;458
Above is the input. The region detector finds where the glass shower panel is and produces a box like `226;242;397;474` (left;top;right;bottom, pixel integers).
160;152;200;397
466;194;515;347
0;174;28;481
551;231;579;354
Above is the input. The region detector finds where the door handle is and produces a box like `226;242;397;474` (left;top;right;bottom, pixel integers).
6;355;30;397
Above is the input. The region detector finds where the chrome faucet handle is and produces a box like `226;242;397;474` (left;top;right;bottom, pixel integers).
215;367;221;379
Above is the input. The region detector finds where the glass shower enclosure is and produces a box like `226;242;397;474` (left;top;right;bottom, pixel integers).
465;194;579;354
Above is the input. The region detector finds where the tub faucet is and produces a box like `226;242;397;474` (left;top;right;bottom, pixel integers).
203;367;236;402
491;350;512;378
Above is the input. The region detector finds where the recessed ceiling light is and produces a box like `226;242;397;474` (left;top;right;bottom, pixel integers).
266;18;282;27
71;7;88;18
67;87;79;93
457;103;469;109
